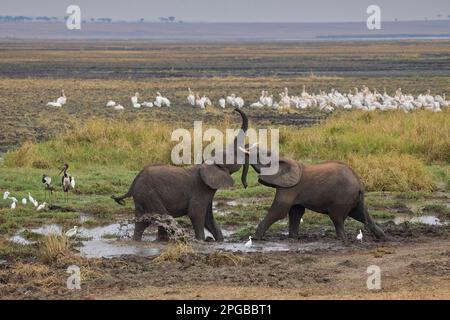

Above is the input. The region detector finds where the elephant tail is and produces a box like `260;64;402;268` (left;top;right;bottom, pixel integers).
111;189;133;206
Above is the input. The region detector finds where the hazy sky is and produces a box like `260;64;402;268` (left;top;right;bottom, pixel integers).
1;0;450;22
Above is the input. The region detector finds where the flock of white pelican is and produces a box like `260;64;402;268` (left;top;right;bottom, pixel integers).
46;86;449;113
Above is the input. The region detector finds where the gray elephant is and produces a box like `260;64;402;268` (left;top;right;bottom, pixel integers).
241;149;386;242
112;109;248;241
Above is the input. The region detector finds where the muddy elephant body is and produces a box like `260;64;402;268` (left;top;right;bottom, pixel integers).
247;158;386;241
112;109;248;241
115;164;232;241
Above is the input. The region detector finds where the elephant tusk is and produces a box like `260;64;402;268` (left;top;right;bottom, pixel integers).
239;146;250;154
239;142;259;154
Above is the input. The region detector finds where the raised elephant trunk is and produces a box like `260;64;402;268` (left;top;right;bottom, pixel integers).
228;109;249;187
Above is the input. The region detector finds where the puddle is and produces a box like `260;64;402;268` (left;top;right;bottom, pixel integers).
209;241;341;253
392;215;448;226
9;235;35;245
8;210;448;259
78;240;162;259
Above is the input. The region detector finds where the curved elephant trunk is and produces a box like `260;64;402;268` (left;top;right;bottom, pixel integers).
231;108;249;187
233;108;248;133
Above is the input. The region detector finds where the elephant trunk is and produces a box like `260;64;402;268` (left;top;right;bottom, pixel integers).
241;156;249;188
230;108;249;187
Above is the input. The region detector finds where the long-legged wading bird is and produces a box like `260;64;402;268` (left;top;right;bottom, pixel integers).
42;174;54;203
60;164;75;202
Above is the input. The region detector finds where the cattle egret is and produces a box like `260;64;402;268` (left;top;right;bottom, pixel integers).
357;229;363;242
3;191;9;200
11;201;16;210
36;202;46;211
22;198;27;206
244;236;252;247
65;226;78;238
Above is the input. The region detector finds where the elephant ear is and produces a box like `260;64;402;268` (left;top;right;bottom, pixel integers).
200;164;234;190
258;157;302;188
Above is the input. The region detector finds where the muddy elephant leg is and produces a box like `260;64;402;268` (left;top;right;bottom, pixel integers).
255;198;292;240
348;204;386;240
188;202;206;241
329;209;347;242
204;202;224;242
133;202;149;241
135;190;172;241
157;226;170;241
288;205;305;239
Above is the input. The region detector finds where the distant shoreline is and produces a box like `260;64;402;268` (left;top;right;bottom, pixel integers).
1;20;449;41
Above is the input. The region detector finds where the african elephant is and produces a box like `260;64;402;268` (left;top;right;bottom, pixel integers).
241;149;386;242
112;109;248;241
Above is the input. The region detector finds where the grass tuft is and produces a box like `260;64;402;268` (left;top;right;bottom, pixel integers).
39;234;70;262
153;242;196;263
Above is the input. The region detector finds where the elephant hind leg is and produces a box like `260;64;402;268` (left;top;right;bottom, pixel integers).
288;205;305;239
348;198;386;241
133;202;149;241
134;190;172;242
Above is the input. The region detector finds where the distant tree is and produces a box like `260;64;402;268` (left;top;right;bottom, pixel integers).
97;18;112;23
168;16;176;22
36;16;51;22
140;18;144;23
159;17;169;22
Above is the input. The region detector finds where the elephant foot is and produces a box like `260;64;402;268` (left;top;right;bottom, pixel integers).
288;232;299;239
157;226;170;242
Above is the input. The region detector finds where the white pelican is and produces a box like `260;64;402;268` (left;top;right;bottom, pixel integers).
47;89;66;107
131;92;141;108
187;88;195;106
141;101;153;108
106;100;116;107
218;97;226;108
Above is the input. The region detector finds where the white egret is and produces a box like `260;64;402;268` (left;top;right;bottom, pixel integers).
244;236;252;247
65;226;78;238
356;230;363;242
36;202;46;211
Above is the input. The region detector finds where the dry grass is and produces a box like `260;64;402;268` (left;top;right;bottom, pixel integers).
153;242;196;263
39;234;70;262
4;109;449;191
206;251;247;267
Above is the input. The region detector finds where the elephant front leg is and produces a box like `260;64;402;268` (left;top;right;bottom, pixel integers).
255;200;292;240
188;203;206;241
205;202;224;242
288;205;305;239
133;220;149;241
